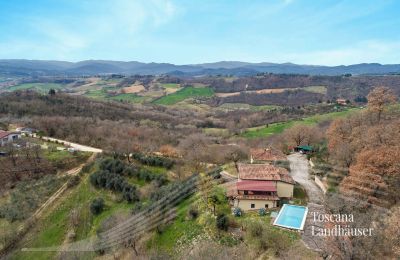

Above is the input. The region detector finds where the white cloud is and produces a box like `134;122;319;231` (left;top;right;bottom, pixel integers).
0;0;179;60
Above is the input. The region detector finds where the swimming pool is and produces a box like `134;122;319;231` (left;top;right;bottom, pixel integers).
273;204;308;230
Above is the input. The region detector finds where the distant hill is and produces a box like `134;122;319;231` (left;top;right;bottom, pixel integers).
1;59;400;76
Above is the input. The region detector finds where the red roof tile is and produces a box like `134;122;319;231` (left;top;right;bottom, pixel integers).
237;180;277;192
0;130;11;139
238;163;295;184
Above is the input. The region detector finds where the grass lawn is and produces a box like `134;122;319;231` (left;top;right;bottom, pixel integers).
235;211;300;241
153;86;214;105
43;150;91;170
7;83;64;93
293;184;308;205
146;196;203;253
241;108;360;138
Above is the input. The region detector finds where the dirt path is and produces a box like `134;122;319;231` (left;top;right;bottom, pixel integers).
32;134;103;153
288;153;327;252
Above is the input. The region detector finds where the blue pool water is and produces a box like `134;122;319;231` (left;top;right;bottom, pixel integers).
273;204;308;230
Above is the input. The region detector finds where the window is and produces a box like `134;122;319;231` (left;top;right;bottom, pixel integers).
244;191;248;195
265;204;269;208
250;203;255;209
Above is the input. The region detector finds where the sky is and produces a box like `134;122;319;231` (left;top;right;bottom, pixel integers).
0;0;400;65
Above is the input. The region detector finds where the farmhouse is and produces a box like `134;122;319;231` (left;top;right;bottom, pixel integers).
0;130;21;146
227;163;295;211
250;147;287;163
336;98;347;105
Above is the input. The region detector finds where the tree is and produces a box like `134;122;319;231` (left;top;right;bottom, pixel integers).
367;86;396;122
48;89;56;96
216;213;229;231
90;198;105;215
225;146;248;172
340;146;400;207
283;125;319;147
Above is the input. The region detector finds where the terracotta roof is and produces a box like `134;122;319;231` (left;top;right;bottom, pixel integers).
250;148;287;161
237;194;280;201
237;180;277;192
0;130;11;139
238;163;295;184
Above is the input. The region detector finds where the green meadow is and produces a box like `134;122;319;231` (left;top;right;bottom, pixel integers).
153;86;214;105
241;108;360;138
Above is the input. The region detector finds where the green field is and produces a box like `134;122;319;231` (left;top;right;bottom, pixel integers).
84;89;149;104
108;93;149;103
153;86;214;105
162;83;180;89
241;108;360;138
303;86;327;95
7;83;64;93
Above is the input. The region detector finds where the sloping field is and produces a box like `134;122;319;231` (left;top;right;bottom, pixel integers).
241;108;360;138
122;84;145;93
153;86;214;105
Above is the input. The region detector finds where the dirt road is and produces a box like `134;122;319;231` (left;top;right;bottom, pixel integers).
288;153;324;204
32;134;103;153
288;153;327;252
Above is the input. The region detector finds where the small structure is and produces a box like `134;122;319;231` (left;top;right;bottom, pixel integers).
227;163;295;211
294;145;313;154
16;127;37;135
250;147;287;163
336;98;347;105
0;130;21;146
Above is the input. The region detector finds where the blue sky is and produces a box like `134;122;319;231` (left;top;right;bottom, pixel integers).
1;0;399;65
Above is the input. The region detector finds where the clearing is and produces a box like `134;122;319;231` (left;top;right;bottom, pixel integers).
153;86;214;105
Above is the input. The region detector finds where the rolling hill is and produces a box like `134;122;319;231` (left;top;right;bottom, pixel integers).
1;59;400;77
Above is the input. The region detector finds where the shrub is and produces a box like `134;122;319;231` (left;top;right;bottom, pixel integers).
90;198;105;215
188;207;199;220
258;208;267;216
67;175;80;188
233;207;242;217
131;152;174;169
216;213;229;231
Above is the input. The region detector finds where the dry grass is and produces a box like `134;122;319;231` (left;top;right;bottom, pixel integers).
122;84;145;94
215;92;241;97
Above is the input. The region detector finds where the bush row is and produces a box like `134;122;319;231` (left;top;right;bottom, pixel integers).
131;153;174;169
90;170;139;203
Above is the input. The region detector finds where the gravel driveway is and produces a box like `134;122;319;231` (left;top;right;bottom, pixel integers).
288;153;324;204
288;153;327;252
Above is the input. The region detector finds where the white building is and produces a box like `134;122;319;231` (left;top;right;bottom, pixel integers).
0;130;21;146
